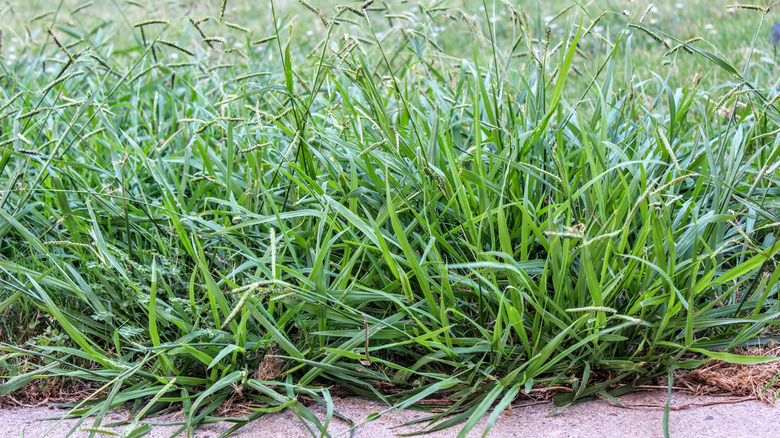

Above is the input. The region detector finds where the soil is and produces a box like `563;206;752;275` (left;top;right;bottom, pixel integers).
1;390;777;437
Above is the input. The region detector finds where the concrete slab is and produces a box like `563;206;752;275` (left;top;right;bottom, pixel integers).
2;391;777;437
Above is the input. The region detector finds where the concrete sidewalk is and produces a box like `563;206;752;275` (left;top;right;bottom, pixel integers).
1;390;777;437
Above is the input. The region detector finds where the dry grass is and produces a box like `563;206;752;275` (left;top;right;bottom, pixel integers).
254;351;285;382
679;343;780;402
0;378;106;408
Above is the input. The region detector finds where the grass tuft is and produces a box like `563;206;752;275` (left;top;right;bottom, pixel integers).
1;1;779;436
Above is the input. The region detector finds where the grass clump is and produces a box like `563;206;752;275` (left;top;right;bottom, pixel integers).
0;1;779;436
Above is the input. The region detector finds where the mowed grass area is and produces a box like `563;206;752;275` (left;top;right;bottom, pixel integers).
5;0;775;87
1;0;779;436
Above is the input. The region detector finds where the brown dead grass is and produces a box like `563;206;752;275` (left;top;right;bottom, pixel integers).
254;352;284;382
678;343;780;402
214;350;287;417
0;378;106;408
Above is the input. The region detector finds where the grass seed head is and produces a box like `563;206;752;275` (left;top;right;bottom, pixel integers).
226;22;249;33
157;40;195;56
298;0;330;27
252;35;277;45
133;19;170;27
726;4;767;14
219;0;227;22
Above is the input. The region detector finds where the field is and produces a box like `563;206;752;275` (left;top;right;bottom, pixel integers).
1;0;779;436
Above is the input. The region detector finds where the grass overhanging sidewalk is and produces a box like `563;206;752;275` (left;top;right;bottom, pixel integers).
0;1;779;436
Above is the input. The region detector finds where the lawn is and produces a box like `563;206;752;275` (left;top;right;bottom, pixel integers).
1;0;779;437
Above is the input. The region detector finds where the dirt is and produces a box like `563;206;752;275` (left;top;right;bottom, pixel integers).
1;390;777;437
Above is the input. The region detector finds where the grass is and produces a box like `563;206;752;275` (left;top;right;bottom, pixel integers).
0;0;779;436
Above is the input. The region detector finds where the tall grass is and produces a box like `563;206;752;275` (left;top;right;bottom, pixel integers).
0;1;779;436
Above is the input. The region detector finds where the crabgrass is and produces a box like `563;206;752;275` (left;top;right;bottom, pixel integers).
1;0;780;437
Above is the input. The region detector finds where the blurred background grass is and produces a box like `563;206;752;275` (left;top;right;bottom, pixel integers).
2;0;775;92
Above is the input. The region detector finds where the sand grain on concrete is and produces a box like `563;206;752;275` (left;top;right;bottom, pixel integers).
1;391;777;437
